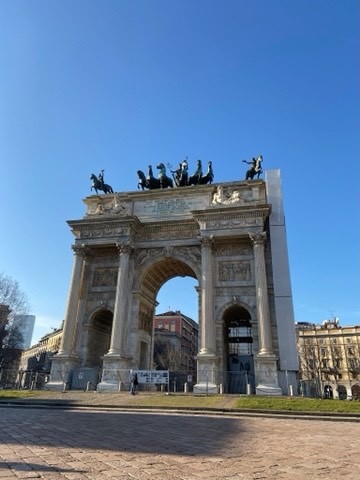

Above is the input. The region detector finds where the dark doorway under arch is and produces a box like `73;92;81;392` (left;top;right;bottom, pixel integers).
224;306;255;394
87;309;113;368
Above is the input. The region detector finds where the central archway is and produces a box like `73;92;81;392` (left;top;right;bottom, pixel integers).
134;255;199;373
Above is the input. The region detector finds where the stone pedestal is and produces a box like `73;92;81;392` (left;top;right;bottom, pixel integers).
255;354;282;395
96;355;131;392
45;354;80;391
193;354;218;394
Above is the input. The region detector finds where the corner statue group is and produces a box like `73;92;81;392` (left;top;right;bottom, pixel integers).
90;170;114;194
242;155;263;180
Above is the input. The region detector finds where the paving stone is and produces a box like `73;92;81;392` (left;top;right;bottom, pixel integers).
0;406;359;479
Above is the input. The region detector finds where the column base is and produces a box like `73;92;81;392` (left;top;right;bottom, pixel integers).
97;354;132;392
254;354;282;396
45;354;80;391
255;384;282;396
193;352;218;395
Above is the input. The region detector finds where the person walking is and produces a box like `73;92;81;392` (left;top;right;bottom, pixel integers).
130;372;138;395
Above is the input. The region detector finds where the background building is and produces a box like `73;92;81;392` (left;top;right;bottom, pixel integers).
153;311;198;390
296;318;360;399
18;327;62;389
12;315;35;349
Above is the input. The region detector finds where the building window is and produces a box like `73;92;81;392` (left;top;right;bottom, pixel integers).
321;348;326;357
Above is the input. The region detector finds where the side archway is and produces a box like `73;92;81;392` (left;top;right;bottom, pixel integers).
86;308;113;368
223;305;255;394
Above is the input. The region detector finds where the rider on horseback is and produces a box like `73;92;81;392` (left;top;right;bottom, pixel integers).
243;155;263;180
98;169;105;189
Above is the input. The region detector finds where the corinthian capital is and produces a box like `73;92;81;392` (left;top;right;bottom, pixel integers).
71;244;90;257
249;231;267;246
116;241;135;256
199;235;214;249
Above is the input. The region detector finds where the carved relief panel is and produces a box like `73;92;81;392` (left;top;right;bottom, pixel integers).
92;268;118;289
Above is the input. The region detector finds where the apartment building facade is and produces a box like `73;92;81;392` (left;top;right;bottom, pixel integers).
296;319;360;399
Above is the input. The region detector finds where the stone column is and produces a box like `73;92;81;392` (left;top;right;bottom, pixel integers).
249;232;273;356
58;244;86;356
199;236;215;355
97;242;134;392
249;231;281;395
108;242;134;356
194;236;218;394
46;244;86;390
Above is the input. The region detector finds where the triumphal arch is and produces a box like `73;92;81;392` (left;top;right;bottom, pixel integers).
48;167;298;395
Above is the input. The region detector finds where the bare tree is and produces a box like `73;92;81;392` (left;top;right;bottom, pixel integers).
154;336;183;371
0;272;30;318
0;273;30;374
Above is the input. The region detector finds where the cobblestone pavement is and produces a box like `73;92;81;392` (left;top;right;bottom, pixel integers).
0;406;359;479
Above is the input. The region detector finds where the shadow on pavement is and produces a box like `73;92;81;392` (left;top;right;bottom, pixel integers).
0;461;86;473
1;407;246;457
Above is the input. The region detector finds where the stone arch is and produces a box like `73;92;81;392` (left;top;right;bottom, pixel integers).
337;384;347;400
216;299;256;326
351;383;360;400
86;308;113;368
134;250;200;295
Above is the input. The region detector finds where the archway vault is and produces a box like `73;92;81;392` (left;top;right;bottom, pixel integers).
141;257;198;298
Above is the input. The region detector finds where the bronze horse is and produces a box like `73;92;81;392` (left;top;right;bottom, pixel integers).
137;160;213;189
137;165;173;189
188;160;214;185
156;163;173;188
243;156;263;180
90;174;114;194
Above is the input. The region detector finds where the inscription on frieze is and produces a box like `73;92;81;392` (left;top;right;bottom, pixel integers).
214;244;252;256
134;196;208;218
218;261;251;282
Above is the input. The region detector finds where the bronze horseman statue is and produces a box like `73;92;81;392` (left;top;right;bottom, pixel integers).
243;155;263;180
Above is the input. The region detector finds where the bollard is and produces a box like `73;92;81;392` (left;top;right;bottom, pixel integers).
184;382;188;393
289;384;294;396
118;381;122;392
219;383;223;394
246;383;251;395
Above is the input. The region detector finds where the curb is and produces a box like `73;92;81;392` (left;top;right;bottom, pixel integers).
1;400;359;422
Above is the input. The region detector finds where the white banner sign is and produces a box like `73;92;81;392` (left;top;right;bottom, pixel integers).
133;370;169;385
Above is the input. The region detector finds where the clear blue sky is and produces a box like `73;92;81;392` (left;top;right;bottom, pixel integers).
1;0;359;344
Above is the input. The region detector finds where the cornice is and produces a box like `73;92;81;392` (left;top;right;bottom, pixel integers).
192;204;271;221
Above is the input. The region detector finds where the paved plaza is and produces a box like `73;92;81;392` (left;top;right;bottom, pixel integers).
0;406;359;479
